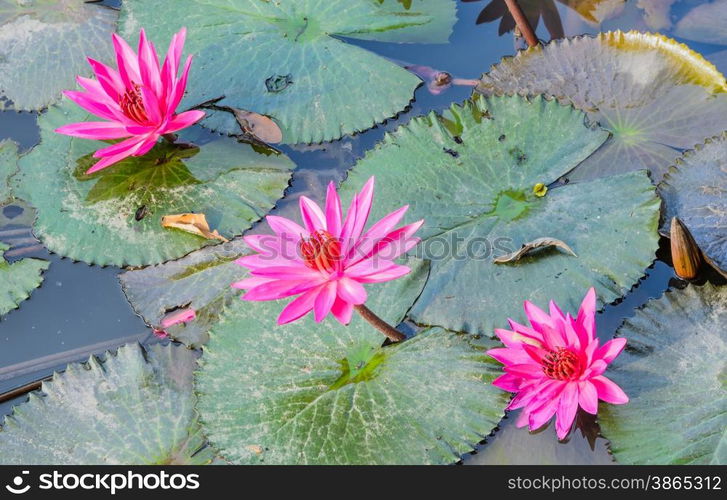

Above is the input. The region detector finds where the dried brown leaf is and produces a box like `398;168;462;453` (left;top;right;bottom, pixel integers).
494;237;577;263
161;213;229;242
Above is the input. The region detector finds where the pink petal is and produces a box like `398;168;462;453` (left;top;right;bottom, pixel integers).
503;362;544;379
87;57;125;100
349;176;375;242
164;110;205;133
593;337;627;364
528;396;559;432
236;253;302;270
508;318;544;342
266;215;307;242
243;234;278;254
63;90;122;122
578;380;598;414
249;265;322;280
330;297;354;325
55;121;130;140
592;375;628;404
132;136;159;157
356;220;423;262
345;260;411;283
140;85;162;124
495;327;544;349
339;192;360;255
277;287;321;324
168;55;192;114
299;196;326;233
85;150;134;174
137;29;162;96
582;359;608;379
324;181;343;238
336;277;367;305
487;347;532;366
112;32;142;88
524;300;563;347
231;276;276;290
93;135;149;158
555;383;579;440
352;205;409;258
313;282;337;322
492;373;521;392
160;307;196;328
242;279;317;301
576;287;597;343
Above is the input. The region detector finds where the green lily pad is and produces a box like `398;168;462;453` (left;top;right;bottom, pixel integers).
0;139;17;204
341;95;660;335
0;343;216;465
12;102;295;267
119;0;456;143
674;0;727;46
196;266;508;465
659;133;727;277
0;241;48;317
0;0;117;110
599;284;727;465
477;31;727;182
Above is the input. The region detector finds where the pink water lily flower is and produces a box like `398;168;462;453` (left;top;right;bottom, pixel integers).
55;28;205;174
233;177;423;325
487;288;629;440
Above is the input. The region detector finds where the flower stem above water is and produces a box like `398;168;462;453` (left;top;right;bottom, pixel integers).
354;304;406;343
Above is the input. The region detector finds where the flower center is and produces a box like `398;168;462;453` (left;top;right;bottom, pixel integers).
542;348;581;381
299;230;341;273
119;83;149;123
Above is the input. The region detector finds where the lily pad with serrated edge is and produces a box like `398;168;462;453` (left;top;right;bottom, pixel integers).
0;139;17;205
659;133;727;278
0;241;48;317
119;0;456;143
12;102;295;267
0;0;117;111
0;343;217;465
477;31;727;183
340;94;660;336
599;283;727;465
196;264;508;465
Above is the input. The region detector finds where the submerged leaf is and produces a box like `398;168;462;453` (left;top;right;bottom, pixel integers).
0;343;217;465
493;237;577;264
162;213;229;243
0;0;117;110
674;0;727;46
13;102;294;267
659;133;727;277
196;265;508;464
340;95;660;335
477;31;727;183
119;0;456;143
599;284;727;465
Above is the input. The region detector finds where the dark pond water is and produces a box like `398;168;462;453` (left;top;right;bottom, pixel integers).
0;0;724;464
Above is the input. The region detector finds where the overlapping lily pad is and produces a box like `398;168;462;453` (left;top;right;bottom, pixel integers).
599;284;726;465
0;241;48;317
196;264;508;465
0;139;17;205
0;343;216;465
119;0;456;143
13;102;295;267
477;31;727;182
659;134;727;277
0;0;117;110
341;95;660;335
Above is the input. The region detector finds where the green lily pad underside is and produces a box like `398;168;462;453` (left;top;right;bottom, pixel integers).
599;284;727;465
120;0;456;143
341;95;660;336
0;139;18;204
196;267;508;465
13;102;294;267
0;343;216;465
477;31;727;183
0;0;117;110
0;241;48;317
659;133;727;277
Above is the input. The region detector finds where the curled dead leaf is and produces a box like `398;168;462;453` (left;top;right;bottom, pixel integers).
233;109;283;144
494;237;577;264
669;217;702;280
161;213;229;242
